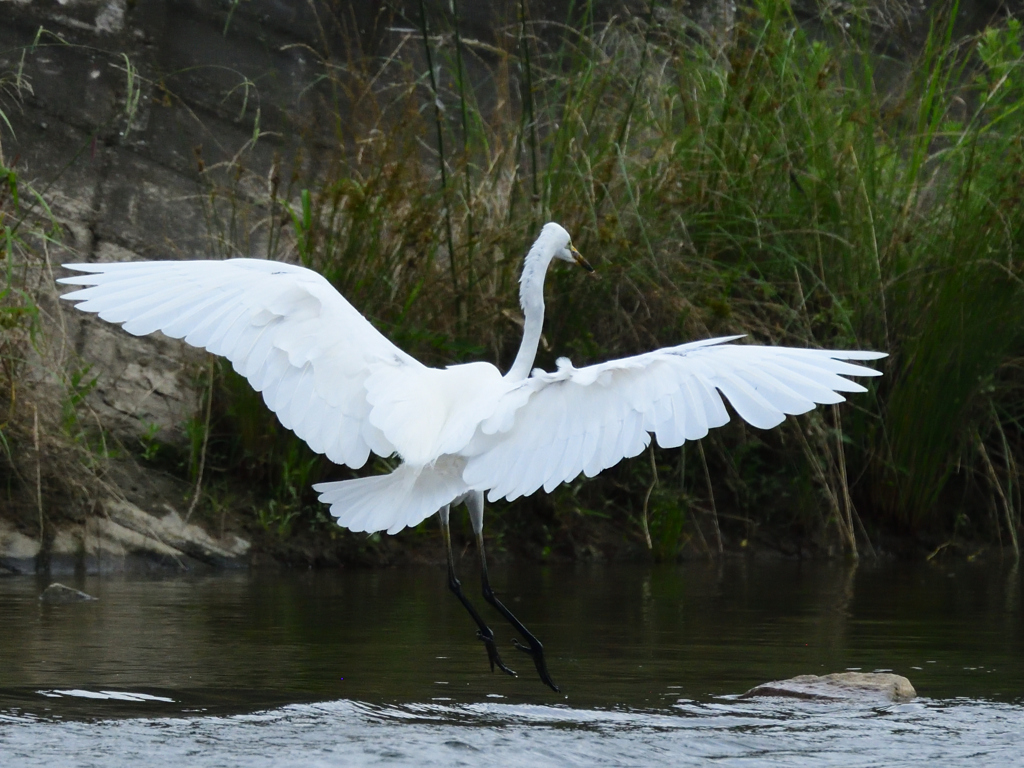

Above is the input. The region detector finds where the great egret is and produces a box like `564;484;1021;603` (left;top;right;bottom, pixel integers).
59;222;885;692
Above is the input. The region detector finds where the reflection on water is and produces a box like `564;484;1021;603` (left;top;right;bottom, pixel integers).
0;560;1021;765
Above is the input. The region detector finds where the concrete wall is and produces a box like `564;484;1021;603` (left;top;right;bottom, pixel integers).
1;0;338;443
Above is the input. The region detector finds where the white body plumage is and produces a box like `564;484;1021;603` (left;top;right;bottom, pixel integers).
58;223;886;534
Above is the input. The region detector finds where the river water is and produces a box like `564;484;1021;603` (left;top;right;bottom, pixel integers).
1;559;1021;766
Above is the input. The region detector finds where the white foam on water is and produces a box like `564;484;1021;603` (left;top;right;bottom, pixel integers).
2;696;1020;768
37;690;175;703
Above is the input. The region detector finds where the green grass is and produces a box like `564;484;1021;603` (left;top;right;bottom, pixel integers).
256;0;1020;555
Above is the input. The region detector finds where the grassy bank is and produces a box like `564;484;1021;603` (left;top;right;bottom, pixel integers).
6;0;1024;562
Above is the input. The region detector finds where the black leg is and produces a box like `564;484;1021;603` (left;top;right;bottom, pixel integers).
476;531;560;693
439;508;516;678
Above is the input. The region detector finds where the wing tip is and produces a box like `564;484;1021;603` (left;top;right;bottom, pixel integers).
830;350;888;362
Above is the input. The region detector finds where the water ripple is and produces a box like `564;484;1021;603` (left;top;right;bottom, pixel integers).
1;696;1021;767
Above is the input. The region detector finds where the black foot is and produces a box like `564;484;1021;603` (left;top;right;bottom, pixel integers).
477;628;517;677
513;636;560;693
482;585;560;693
447;572;516;678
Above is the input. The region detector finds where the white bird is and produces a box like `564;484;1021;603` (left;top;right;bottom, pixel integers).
58;222;885;691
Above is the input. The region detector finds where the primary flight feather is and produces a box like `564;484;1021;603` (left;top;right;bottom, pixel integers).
58;222;886;536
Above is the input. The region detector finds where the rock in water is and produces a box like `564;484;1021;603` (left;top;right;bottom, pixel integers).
741;672;916;702
39;583;98;604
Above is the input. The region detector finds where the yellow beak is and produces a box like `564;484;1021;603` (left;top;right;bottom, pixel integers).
570;244;594;272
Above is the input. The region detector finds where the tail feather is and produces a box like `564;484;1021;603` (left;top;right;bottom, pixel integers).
313;459;468;534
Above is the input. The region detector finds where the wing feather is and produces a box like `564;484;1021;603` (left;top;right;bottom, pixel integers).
204;305;256;355
709;371;785;429
59;259;424;469
97;286;190;326
591;416;623;477
581;419;613;478
286;364;317;428
122;288;235;336
734;368;818;412
655;392;683;448
676;377;706;440
689;372;730;428
574;418;602;486
165;291;247;341
750;360;845;404
539;390;572;488
551;425;585;497
300;395;331;454
465;337;885;501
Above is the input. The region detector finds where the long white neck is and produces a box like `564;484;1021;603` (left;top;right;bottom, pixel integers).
506;237;559;381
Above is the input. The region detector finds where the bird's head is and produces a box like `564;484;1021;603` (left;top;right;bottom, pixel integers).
543;222;594;273
561;242;594;273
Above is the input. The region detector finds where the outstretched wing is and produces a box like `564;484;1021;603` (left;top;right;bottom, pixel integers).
463;337;886;502
59;258;421;468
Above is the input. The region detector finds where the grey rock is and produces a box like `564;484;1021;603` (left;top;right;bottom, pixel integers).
1;104;103;223
0;520;41;575
40;583;98;604
4;0;127;37
2;495;250;575
95;149;208;258
741;672;917;702
45;498;252;574
103;498;251;565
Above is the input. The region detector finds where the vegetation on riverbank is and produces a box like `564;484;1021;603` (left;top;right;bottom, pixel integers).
4;0;1024;563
